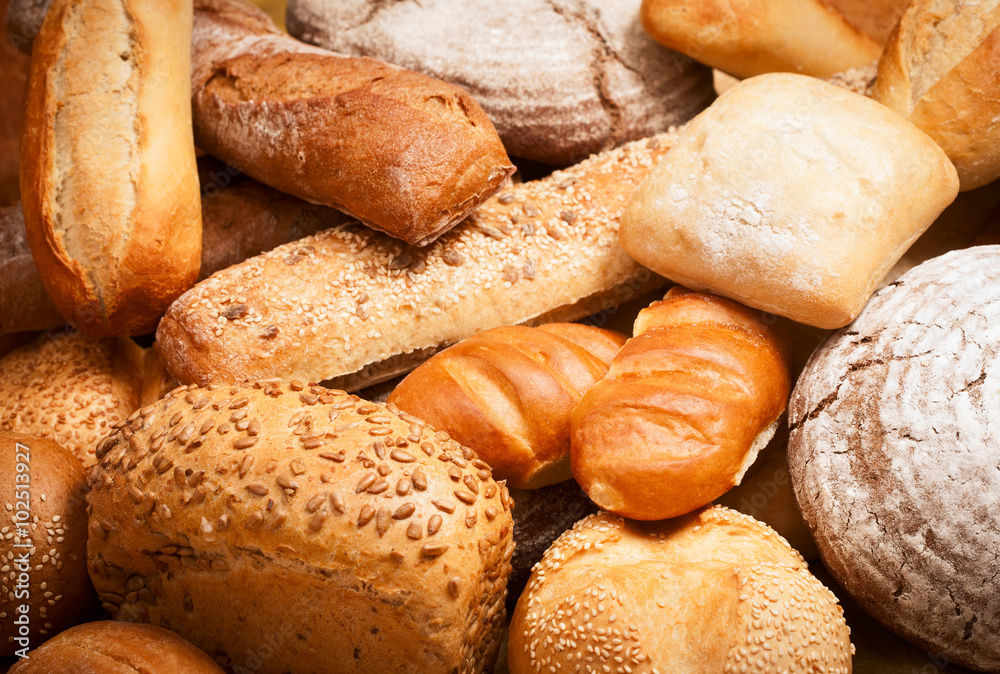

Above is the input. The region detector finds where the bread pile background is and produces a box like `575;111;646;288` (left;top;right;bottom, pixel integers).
1;0;999;671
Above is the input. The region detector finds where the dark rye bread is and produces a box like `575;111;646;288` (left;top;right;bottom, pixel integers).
789;247;1000;672
156;131;677;391
0;204;63;332
286;0;715;165
0;0;30;205
192;0;514;246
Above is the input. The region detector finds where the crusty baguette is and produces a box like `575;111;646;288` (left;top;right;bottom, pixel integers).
156;131;678;390
191;0;514;246
20;0;202;337
388;323;627;490
571;287;793;521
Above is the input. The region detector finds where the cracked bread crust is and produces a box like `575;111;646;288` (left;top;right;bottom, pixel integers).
788;247;1000;672
285;0;715;165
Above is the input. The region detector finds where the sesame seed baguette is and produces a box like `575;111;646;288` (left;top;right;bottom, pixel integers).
87;381;514;673
156;131;678;391
191;0;514;247
508;507;853;673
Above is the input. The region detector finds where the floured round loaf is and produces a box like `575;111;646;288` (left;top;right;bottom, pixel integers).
508;506;853;673
87;381;514;674
789;247;1000;672
285;0;715;165
620;73;960;329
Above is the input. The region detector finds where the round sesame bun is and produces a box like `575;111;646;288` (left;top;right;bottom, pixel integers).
86;381;514;673
508;506;853;674
0;432;93;656
8;621;224;673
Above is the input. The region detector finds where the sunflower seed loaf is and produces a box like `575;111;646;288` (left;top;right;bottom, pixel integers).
156;131;676;391
87;381;514;674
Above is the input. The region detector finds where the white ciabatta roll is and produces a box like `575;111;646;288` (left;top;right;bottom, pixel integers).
20;0;201;336
789;247;1000;672
9;622;224;673
157;131;676;391
0;331;170;467
509;507;853;674
873;0;1000;191
640;0;881;79
0;433;92;656
285;0;715;165
620;74;960;329
87;382;514;674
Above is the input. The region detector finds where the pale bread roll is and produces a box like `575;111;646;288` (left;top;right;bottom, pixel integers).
640;0;881;79
620;73;960;329
873;0;1000;191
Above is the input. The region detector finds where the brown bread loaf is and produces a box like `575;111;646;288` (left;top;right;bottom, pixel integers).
873;0;1000;191
20;0;202;337
8;622;224;673
0;0;29;206
571;287;793;521
389;323;627;490
86;381;514;673
0;331;170;467
0;203;62;333
0;433;92;656
508;507;853;674
191;0;514;246
156;131;677;392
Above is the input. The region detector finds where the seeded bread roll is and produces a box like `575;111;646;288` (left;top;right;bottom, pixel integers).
0;433;92;656
8;621;224;673
156;131;677;391
789;247;1000;671
388;323;627;490
285;0;715;165
21;0;202;336
621;74;960;329
192;0;514;247
508;507;853;674
640;0;881;79
87;381;514;674
873;0;1000;191
0;331;169;467
571;287;793;521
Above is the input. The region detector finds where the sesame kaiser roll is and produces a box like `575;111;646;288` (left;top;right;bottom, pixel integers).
508;506;854;674
86;381;514;673
9;621;224;673
0;432;93;656
388;323;627;490
571;287;793;520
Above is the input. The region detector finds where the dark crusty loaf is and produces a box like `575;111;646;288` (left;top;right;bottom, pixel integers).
192;0;514;246
156;131;677;391
0;203;63;332
789;247;1000;671
286;0;715;165
87;381;514;673
0;0;30;205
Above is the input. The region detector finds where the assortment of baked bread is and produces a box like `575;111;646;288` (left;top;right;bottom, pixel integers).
1;0;998;672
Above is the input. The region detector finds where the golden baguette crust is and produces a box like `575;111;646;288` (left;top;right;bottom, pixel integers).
87;381;513;673
873;0;1000;191
389;323;627;490
20;0;201;336
571;288;793;521
8;622;224;673
640;0;881;79
0;433;92;656
156;131;676;390
508;507;853;674
191;0;514;246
